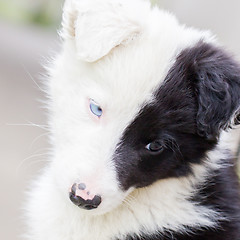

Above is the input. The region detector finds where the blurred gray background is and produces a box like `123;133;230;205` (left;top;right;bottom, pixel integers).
0;1;240;240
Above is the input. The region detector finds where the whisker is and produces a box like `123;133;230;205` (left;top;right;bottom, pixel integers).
27;159;51;168
29;132;50;150
31;147;52;154
20;62;46;93
16;152;50;174
166;138;183;158
7;122;49;131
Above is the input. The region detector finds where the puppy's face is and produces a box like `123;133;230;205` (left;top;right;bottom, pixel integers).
48;0;240;214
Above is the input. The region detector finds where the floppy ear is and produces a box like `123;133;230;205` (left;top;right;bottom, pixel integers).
61;0;147;62
187;42;240;140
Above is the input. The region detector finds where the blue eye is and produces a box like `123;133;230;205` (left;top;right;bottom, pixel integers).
89;99;103;117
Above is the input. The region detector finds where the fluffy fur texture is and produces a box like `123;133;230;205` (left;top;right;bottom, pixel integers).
25;0;240;239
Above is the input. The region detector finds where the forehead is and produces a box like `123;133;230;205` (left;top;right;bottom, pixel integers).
51;10;214;131
80;23;211;113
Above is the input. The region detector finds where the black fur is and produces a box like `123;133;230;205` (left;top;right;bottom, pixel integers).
113;42;240;239
116;159;240;240
176;42;240;140
114;42;240;191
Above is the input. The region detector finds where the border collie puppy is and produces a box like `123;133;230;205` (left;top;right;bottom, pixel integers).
25;0;240;239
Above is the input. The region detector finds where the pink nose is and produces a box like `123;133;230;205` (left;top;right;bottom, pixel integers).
69;183;102;210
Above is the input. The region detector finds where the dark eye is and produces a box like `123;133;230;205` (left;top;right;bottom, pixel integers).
145;140;164;153
234;113;240;125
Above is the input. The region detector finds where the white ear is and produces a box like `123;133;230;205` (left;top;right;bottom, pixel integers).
62;0;149;62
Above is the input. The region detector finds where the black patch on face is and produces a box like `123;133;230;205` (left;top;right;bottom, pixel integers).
114;41;240;191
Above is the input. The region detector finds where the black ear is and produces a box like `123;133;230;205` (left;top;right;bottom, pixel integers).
183;42;240;140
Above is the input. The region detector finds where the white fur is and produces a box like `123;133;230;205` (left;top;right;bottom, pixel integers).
62;0;148;62
25;0;224;239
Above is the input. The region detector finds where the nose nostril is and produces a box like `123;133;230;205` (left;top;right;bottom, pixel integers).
78;183;86;190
